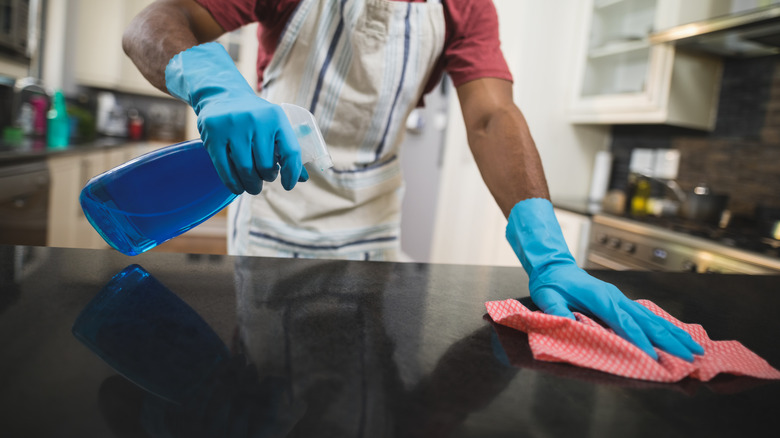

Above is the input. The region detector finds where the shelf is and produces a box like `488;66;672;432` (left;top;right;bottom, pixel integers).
588;39;650;59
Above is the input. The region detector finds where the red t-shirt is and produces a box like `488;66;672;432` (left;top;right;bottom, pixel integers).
196;0;513;97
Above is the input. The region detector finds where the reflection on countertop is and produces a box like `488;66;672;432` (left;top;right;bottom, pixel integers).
0;244;778;437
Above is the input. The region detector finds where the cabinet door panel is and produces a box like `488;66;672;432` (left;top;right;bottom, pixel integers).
47;152;111;250
119;0;168;96
47;155;82;248
74;0;124;89
569;0;721;130
74;0;168;97
555;208;592;268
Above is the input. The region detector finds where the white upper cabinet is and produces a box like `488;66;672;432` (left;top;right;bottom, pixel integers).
569;0;726;130
73;0;257;100
74;0;166;97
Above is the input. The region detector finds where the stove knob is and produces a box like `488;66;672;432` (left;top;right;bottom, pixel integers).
596;233;608;245
681;261;697;273
607;237;622;249
622;242;636;253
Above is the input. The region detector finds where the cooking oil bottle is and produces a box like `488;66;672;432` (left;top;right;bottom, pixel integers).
630;176;651;216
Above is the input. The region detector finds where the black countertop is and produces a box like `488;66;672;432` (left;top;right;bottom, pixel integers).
0;244;778;437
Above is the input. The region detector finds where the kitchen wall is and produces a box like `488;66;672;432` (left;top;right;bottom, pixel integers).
608;55;780;217
430;0;610;267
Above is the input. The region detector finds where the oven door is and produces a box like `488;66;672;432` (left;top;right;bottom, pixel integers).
0;159;50;246
585;251;650;271
588;214;780;274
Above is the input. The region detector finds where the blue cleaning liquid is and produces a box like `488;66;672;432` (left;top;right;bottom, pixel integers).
80;140;236;256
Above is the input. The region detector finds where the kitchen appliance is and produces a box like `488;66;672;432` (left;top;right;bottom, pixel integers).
0;76;14;132
650;3;780;57
586;213;780;274
756;204;780;241
0;0;42;60
679;184;730;223
0;158;49;246
95;92;127;137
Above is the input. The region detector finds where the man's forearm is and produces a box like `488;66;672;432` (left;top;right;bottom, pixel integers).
122;0;225;93
457;78;550;218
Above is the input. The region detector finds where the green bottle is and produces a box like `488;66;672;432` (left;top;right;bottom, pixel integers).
47;90;70;148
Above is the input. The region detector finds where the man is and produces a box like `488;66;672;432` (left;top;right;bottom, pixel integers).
123;0;703;361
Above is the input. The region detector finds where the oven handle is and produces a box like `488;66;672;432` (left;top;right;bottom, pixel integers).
586;253;648;271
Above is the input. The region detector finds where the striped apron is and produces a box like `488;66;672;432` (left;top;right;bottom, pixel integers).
227;0;446;261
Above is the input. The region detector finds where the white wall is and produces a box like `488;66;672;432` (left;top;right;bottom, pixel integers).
430;0;610;267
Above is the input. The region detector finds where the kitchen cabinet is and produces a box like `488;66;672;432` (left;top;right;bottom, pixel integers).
568;0;725;130
73;0;257;103
556;208;592;268
73;0;167;97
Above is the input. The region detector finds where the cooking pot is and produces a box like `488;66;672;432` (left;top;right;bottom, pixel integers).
679;184;729;223
756;204;780;241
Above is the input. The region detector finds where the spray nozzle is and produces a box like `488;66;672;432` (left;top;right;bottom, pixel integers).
281;103;333;172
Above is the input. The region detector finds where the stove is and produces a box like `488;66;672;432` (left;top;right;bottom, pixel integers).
586;214;780;274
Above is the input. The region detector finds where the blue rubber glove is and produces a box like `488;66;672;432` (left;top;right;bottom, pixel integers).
506;198;704;362
165;42;308;195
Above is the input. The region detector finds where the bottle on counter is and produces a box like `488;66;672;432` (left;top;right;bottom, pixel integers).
630;176;651;216
79;103;333;256
127;108;144;141
30;95;49;138
46;90;70;148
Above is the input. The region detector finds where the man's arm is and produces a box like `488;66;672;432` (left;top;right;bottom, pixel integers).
456;77;549;217
457;77;703;362
122;0;305;194
122;0;226;93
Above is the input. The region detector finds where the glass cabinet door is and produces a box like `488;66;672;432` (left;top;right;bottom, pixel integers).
581;0;658;98
569;0;723;130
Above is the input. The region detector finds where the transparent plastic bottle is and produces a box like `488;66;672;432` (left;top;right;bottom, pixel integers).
80;104;332;256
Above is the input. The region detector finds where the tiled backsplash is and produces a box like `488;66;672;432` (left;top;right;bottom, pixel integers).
608;55;780;217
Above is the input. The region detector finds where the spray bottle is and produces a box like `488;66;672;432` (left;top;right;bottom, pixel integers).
80;104;332;256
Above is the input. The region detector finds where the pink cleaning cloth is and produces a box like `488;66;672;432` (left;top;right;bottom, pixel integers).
485;299;780;383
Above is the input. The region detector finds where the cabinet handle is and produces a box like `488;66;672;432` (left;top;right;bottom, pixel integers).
78;159;93;218
80;159;92;186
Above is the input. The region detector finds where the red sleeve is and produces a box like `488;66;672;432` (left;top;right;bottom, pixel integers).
195;0;300;90
443;0;513;87
195;0;298;31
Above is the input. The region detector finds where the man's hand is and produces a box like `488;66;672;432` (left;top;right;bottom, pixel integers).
507;198;704;361
166;42;307;195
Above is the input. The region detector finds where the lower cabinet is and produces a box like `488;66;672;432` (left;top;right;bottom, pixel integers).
555;208;592;268
46;143;229;254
